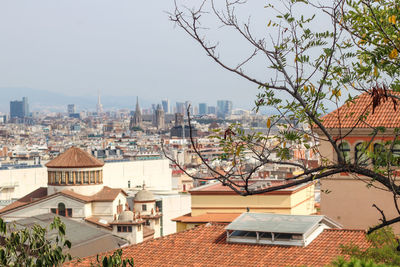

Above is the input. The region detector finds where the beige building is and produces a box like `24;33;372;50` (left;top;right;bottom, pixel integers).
317;91;400;233
173;180;316;232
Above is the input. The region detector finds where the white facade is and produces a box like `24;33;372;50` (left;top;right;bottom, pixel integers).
0;167;47;206
103;159;172;191
158;194;191;236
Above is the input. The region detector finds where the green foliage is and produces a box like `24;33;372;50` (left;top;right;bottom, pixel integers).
92;249;134;267
344;0;400;86
330;257;395;267
339;227;400;266
0;216;71;267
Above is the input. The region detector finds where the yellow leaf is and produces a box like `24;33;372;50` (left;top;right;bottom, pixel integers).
389;15;396;24
236;147;241;157
268;20;271;27
389;48;398;59
374;66;379;77
267;118;271;128
304;85;308;92
283;141;286;148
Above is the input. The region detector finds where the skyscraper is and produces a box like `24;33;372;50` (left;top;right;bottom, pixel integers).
162;99;170;114
217;100;233;118
176;102;185;115
10;97;29;118
67;104;76;114
199;103;208;115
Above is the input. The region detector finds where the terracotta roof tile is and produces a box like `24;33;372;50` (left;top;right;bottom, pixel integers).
91;186;127;202
172;213;241;223
322;91;400;128
45;147;104;168
67;224;369;267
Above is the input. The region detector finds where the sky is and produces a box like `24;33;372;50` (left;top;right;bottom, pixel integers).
0;0;275;111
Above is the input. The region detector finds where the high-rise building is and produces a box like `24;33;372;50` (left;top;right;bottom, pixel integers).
176;102;185;115
174;113;184;127
208;106;217;115
199;103;208;115
217;100;233;118
67;104;76;114
162;99;170;114
10;97;29;118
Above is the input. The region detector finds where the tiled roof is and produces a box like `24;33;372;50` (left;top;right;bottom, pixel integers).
45;147;104;168
321;91;400;128
67;224;368;267
91;186;127;202
0;186;124;215
172;213;241;223
0;187;47;213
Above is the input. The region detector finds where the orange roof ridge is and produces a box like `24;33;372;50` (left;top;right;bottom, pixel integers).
322;90;400;129
45;146;104;168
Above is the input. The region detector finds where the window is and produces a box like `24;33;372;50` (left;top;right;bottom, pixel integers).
55;172;60;184
90;171;95;183
128;226;132;232
338;142;350;163
142;204;147;211
67;208;73;217
68;172;73;184
392;144;400;166
117;226;122;232
355;143;368;165
145;220;150;226
373;143;386;166
137;224;141;231
58;203;66;217
84;172;89;184
61;172;66;184
51;208;57;214
75;172;80;184
128;180;131;188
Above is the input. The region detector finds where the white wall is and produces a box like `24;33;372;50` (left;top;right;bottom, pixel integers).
0;167;47;202
103;159;172;191
160;194;191;236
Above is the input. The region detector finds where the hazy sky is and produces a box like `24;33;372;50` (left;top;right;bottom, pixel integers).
0;0;275;109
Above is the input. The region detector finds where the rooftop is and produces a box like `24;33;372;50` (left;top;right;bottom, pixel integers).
225;213;338;234
66;224;369;267
173;212;241;223
189;180;313;195
321;91;400;128
45;146;104;168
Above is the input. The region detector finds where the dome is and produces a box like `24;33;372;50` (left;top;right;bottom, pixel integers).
135;188;154;202
118;210;134;221
46;147;104;168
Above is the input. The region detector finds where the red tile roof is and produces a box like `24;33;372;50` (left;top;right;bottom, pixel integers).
45;147;104;168
321;91;400;128
67;224;369;267
172;213;241;223
0;187;47;213
91;186;127;202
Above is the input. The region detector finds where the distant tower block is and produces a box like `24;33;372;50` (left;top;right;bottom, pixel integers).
130;97;143;129
97;90;103;115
